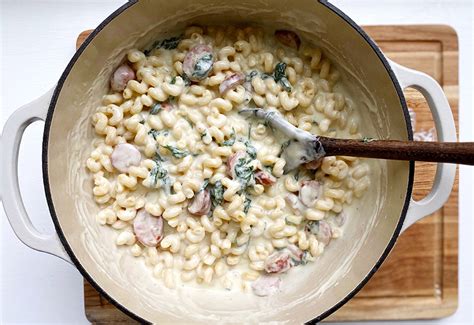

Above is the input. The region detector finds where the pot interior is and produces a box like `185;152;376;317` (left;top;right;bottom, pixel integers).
45;0;411;323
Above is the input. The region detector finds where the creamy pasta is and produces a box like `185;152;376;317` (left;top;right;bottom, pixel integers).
87;25;370;296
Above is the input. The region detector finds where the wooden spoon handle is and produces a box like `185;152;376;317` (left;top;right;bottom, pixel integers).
319;136;474;165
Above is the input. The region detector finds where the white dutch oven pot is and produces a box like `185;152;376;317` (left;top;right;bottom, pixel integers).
1;0;456;323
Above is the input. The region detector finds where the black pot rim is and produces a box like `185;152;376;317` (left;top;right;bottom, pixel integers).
41;1;414;323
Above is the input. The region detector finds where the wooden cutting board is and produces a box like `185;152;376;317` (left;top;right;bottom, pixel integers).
78;25;459;323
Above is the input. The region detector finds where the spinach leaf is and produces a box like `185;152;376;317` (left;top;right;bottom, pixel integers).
200;179;210;192
150;102;162;115
245;70;258;83
148;129;169;140
273;62;292;92
148;129;159;140
149;160;168;187
234;157;255;190
192;53;214;79
222;128;236;146
153;152;165;162
144;35;182;55
292;251;311;266
160;36;182;50
181;73;192;86
211;181;224;208
273;62;287;82
244;194;252;214
163;145;189;159
240;138;257;159
279;77;292;92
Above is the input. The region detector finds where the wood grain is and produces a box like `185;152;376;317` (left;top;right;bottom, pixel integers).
78;25;459;323
320;137;473;165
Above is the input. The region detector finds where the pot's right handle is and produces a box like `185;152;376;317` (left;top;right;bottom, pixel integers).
389;61;457;232
1;87;72;263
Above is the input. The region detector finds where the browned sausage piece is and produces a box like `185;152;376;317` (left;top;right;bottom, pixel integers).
255;170;276;186
110;64;135;92
316;220;332;245
299;180;321;207
133;209;164;247
183;44;214;81
275;30;301;50
285;193;305;215
187;189;211;216
111;143;141;173
219;72;245;94
264;250;292;274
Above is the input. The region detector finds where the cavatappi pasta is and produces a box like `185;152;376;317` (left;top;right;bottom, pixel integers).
86;26;370;296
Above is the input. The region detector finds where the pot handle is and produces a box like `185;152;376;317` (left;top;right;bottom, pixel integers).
1;87;72;263
389;61;457;233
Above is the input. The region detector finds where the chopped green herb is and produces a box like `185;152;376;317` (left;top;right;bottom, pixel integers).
362;137;375;143
170;76;177;84
247;122;252;140
222;128;236;146
244;195;252;213
201;130;208;139
150;103;162;115
139;120;145;125
211;181;224;208
245;70;258;83
163;145;189;159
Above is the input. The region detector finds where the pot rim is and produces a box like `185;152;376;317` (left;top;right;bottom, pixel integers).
41;0;415;323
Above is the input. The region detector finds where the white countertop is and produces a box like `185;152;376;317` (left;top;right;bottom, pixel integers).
1;0;473;324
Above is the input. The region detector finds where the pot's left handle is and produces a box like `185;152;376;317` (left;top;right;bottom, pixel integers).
1;87;72;264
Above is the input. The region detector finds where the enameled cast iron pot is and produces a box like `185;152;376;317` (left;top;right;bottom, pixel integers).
2;0;456;323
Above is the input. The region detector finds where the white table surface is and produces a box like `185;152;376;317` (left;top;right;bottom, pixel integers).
1;0;473;324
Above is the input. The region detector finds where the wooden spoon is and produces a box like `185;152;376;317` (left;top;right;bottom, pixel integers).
239;108;474;172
